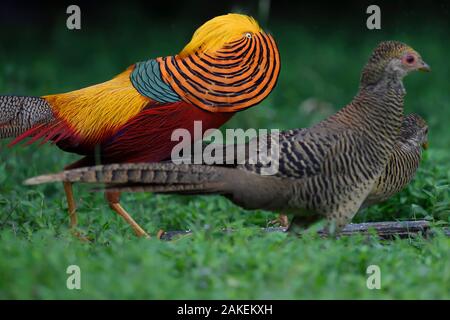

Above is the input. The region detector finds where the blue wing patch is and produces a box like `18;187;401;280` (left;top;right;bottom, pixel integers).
130;59;180;103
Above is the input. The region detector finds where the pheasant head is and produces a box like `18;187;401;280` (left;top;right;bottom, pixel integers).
399;113;429;150
178;13;264;58
360;41;430;87
159;13;280;113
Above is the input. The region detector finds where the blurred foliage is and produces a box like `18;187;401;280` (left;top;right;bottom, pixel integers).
0;1;449;299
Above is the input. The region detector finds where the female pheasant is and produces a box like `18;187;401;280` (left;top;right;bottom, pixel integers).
0;14;280;238
272;113;429;227
25;42;429;234
363;113;428;207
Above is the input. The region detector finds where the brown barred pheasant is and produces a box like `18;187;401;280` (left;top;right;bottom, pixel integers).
25;41;430;234
362;113;428;207
270;113;428;226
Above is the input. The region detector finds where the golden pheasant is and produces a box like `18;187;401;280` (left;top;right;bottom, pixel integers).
1;14;280;238
25;41;429;234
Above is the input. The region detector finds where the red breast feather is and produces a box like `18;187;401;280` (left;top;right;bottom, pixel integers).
99;101;233;164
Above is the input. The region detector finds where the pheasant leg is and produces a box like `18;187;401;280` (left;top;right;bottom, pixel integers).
105;191;150;238
62;179;91;241
62;158;96;240
269;214;290;228
63;181;77;227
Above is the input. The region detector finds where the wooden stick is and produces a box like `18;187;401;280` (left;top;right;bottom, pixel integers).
159;220;449;241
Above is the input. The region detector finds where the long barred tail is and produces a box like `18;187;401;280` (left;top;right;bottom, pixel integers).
24;162;233;194
0;95;54;139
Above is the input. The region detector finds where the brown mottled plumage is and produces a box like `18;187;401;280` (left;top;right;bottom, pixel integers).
363;113;428;207
25;41;430;234
270;113;428;226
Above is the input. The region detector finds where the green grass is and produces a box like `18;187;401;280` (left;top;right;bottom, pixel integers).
0;16;449;299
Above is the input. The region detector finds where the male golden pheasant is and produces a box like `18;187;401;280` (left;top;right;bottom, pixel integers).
26;42;429;233
1;14;280;237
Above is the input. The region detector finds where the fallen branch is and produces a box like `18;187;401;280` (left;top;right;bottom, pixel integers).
159;220;449;241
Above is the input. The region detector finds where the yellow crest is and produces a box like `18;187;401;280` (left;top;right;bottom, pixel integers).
179;13;262;58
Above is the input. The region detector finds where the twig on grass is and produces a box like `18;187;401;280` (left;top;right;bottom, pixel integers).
159;220;450;241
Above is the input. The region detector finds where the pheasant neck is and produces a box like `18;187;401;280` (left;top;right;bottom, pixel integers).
333;75;405;165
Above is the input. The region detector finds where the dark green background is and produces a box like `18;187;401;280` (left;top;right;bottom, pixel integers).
0;0;448;299
1;0;449;145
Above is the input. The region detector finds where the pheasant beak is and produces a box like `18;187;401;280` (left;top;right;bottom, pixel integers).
422;142;429;150
418;60;431;72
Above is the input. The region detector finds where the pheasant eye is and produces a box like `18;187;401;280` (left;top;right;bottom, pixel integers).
405;55;415;64
244;32;252;39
